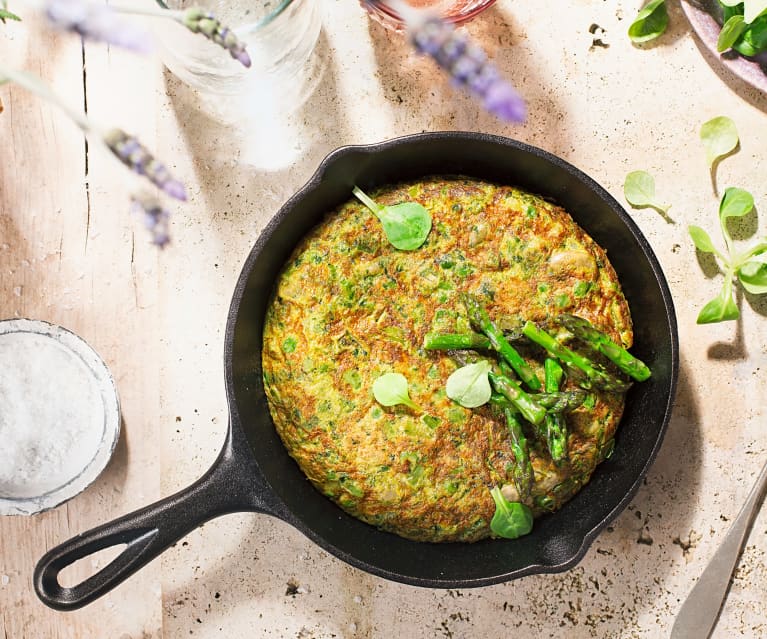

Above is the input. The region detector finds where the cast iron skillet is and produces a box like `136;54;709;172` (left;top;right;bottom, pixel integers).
35;132;679;611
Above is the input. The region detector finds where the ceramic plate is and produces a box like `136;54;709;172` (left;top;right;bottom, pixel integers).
681;0;767;93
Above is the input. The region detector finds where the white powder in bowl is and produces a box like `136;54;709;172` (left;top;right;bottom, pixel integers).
0;320;120;515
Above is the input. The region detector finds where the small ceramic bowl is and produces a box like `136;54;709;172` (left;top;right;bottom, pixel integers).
0;319;120;516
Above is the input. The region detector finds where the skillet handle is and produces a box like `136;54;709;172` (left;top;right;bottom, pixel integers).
34;423;284;611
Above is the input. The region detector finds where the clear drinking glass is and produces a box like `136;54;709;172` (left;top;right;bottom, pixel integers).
154;0;322;105
361;0;496;30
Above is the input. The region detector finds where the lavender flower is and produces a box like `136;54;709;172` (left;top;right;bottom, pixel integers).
181;8;251;68
104;129;187;202
408;15;526;123
131;192;171;248
44;0;152;53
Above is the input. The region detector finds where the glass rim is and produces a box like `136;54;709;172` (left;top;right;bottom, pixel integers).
363;0;497;25
155;0;296;31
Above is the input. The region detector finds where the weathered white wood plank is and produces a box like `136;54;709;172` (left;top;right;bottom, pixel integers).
0;8;162;638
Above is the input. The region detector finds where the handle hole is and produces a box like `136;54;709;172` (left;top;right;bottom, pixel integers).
58;543;127;588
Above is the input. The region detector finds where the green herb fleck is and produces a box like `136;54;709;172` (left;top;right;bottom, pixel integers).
382;279;397;290
573;281;591;298
600;438;616;460
401;451;425;486
340;477;364;498
444;481;460;495
534;494;556;511
420;414;440;429
455;263;475;278
343;369;362;390
281;337;297;353
427;364;441;379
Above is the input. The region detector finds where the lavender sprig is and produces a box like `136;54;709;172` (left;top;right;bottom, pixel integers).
374;0;526;123
104;129;187;202
114;4;252;68
42;0;153;52
181;8;251;68
0;65;183;247
131;192;171;248
20;1;251;68
410;16;525;122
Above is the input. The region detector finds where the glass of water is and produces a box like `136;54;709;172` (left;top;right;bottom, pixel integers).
154;0;322;106
361;0;496;30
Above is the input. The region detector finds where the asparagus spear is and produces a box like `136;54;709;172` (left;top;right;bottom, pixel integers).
447;348;484;368
488;369;546;425
544;358;568;463
496;358;585;412
490;392;510;410
490;390;586;413
503;406;534;499
463;294;542;390
424;329;526;351
423;331;491;351
540;390;587;412
558;314;651;382
521;321;631;393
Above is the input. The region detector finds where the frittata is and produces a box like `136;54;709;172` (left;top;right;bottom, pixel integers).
262;177;632;543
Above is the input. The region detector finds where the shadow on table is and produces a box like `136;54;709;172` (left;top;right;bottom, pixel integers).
161;26;346;212
161;513;373;637
363;3;574;153
691;39;767;113
617;359;704;552
91;415;130;497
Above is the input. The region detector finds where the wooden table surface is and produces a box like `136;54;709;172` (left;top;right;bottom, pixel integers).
2;2;767;637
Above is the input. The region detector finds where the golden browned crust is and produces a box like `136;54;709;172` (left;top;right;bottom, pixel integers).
262;177;632;542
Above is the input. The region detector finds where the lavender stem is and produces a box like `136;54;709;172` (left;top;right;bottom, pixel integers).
372;0;527;123
0;65;95;134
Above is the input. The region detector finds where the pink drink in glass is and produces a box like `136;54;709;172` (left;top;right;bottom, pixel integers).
361;0;496;29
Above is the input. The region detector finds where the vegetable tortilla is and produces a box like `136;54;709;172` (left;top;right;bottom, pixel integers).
262;177;633;542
